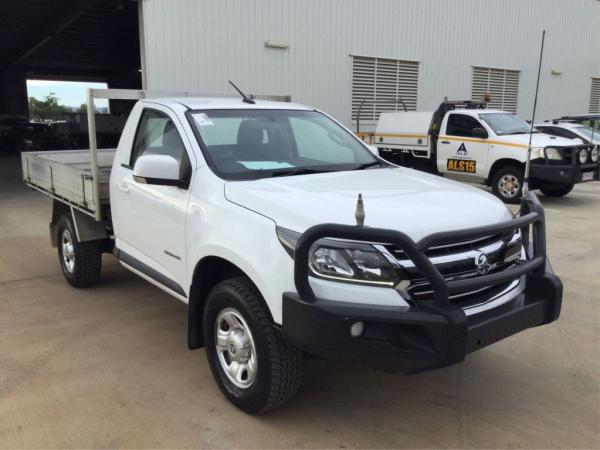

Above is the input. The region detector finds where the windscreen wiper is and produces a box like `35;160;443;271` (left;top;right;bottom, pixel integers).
270;168;333;177
356;161;384;169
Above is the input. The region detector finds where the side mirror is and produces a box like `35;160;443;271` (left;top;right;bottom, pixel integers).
133;154;180;186
366;144;380;156
472;127;488;139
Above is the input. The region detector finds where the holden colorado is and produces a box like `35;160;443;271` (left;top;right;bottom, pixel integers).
22;89;562;413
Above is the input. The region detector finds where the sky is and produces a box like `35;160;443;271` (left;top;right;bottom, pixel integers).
26;79;109;109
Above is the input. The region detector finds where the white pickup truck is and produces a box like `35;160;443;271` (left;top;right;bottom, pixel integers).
360;101;598;202
22;89;562;413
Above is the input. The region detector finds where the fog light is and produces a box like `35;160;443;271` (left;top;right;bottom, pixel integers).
350;321;364;338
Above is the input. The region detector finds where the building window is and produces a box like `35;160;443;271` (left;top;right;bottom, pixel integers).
590;78;600;114
471;66;520;113
352;56;419;122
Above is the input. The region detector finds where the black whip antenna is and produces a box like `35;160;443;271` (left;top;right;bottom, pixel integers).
523;30;546;196
228;80;255;104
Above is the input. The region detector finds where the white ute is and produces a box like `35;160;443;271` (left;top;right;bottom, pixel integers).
22;89;562;413
363;100;598;202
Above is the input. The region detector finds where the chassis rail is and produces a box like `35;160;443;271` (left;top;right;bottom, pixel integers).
294;192;547;306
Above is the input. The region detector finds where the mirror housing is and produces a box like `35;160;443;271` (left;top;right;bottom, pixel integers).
133;154;181;186
366;144;380;156
472;127;488;139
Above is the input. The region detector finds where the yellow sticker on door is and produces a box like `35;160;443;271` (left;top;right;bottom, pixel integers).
447;158;476;173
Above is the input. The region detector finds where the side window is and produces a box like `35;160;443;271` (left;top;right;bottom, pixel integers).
446;114;484;138
559;129;578;139
130;109;191;182
536;126;552;135
541;126;569;139
289;117;355;163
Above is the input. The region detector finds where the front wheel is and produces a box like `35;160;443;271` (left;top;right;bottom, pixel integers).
203;277;303;413
540;183;574;198
491;165;524;204
56;214;102;287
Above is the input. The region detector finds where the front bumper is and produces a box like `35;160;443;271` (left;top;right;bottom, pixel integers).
281;192;562;373
530;160;599;185
281;267;561;372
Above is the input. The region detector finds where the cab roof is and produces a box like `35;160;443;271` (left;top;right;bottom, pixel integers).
142;96;312;111
535;121;586;130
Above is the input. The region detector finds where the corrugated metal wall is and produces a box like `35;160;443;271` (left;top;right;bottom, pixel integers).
140;0;600;128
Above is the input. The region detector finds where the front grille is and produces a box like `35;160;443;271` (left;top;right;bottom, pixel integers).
532;145;595;166
379;230;523;308
386;231;515;260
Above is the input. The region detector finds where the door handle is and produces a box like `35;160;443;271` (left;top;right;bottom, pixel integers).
117;183;131;194
441;141;451;144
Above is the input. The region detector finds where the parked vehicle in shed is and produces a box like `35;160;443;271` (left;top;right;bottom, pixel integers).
2;122;60;153
360;101;598;202
53;113;127;149
22;89;562;413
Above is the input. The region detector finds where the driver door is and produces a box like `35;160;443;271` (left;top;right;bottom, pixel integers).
111;106;193;296
437;113;489;179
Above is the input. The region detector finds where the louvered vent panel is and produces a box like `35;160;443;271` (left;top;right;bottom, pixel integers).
590;78;600;114
352;56;419;121
472;66;520;113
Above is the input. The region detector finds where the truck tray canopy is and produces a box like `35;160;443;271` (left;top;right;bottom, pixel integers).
374;112;433;147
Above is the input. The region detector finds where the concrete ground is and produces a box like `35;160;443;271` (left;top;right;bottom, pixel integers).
0;154;598;449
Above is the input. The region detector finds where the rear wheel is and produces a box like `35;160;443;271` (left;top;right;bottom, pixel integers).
540;183;574;198
491;165;524;204
56;214;102;287
203;277;303;413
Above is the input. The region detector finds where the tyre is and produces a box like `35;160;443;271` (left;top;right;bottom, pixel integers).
540;183;574;198
203;277;303;413
491;165;524;204
56;214;102;287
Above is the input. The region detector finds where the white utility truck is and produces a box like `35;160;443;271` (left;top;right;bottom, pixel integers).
361;101;598;202
22;89;562;413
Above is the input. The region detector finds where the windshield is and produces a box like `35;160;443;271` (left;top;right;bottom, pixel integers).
188;109;380;180
479;113;533;136
574;126;600;142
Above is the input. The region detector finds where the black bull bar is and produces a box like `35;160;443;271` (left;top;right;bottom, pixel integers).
281;192;561;371
293;192;547;306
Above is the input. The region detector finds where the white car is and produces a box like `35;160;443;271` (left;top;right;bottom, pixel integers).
22;89;562;413
535;120;600;147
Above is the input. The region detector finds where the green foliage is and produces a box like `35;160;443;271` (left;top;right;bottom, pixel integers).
28;93;68;120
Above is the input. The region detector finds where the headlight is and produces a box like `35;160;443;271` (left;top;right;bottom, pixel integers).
578;148;589;164
276;226;400;286
544;147;563;161
591;146;599;163
530;147;545;159
309;241;400;286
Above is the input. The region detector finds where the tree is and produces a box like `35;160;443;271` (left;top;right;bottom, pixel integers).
28;93;68;120
78;103;87;113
